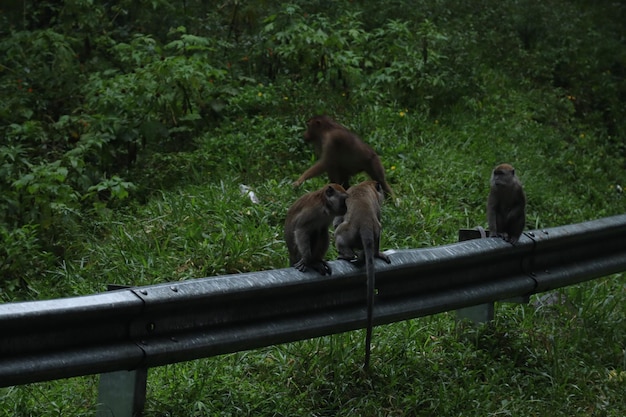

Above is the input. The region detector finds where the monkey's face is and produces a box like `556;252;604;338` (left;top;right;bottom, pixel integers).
303;118;320;142
335;191;349;215
325;184;348;215
337;197;348;215
303;129;313;142
491;164;516;187
329;194;348;216
492;171;510;187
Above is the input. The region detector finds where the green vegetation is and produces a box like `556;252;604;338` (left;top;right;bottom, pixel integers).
1;0;625;415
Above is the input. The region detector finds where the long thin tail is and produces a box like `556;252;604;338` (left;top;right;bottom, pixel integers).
363;235;376;370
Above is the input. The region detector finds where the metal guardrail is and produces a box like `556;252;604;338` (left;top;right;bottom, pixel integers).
1;214;625;388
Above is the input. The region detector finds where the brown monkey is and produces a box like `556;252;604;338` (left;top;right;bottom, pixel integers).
293;115;394;198
334;180;391;369
487;163;526;244
285;183;349;276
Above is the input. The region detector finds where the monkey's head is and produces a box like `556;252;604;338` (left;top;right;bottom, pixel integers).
373;181;386;204
303;115;336;142
324;183;349;215
354;180;385;205
491;163;517;187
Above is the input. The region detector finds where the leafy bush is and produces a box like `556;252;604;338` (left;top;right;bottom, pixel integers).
261;4;367;88
0;224;52;295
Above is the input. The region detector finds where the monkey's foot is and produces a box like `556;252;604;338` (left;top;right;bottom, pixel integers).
500;232;521;244
294;259;332;276
313;261;332;276
293;259;308;273
377;252;391;264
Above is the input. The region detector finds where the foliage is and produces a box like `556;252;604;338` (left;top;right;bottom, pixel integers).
0;0;625;415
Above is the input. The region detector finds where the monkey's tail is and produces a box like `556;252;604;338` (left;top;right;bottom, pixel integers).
362;234;376;371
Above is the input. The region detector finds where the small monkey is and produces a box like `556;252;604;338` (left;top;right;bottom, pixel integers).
293;115;394;198
487;163;526;244
284;183;349;275
334;180;391;369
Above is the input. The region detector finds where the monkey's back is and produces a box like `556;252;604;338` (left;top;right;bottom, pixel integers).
338;183;383;245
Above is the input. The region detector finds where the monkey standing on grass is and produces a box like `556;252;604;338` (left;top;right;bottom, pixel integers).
293;115;394;198
334;180;391;369
487;163;526;244
284;183;349;276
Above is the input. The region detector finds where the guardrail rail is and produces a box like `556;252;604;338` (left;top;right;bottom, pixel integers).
1;214;625;416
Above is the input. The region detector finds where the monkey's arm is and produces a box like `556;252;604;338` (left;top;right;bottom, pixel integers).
505;203;526;244
506;204;525;223
486;197;499;237
293;161;326;187
293;228;313;266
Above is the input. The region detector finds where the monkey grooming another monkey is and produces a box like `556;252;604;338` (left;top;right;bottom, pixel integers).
293;115;394;198
334;180;391;369
284;183;348;276
487;163;526;244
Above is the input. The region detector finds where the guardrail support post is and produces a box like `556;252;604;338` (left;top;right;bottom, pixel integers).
95;284;147;417
502;295;531;304
455;303;495;324
455;227;495;324
96;369;147;417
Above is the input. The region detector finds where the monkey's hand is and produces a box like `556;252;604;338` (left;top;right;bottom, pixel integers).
338;254;367;268
292;179;302;188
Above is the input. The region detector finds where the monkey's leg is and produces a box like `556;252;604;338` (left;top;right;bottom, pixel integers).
293;229;316;272
365;157;393;197
337;250;358;262
335;228;359;261
374;237;391;263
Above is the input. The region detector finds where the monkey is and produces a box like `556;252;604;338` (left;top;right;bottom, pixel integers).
334;180;391;369
487;163;526;244
292;115;394;198
284;183;349;276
